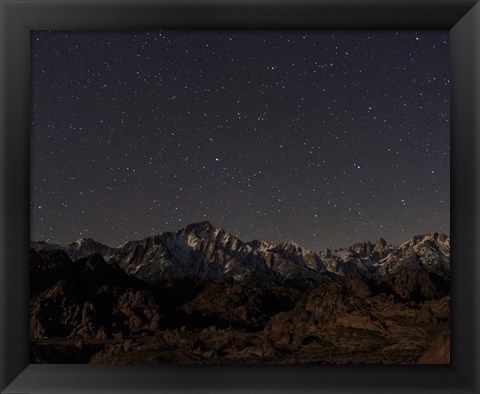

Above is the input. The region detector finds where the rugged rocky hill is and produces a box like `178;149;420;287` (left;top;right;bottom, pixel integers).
30;251;157;341
30;248;450;364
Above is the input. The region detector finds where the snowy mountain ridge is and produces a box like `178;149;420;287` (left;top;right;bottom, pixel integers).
31;221;450;286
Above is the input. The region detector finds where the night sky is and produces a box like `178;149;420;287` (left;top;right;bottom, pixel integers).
30;30;450;251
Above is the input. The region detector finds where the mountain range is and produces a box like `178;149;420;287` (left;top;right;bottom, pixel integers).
30;221;451;364
31;221;450;286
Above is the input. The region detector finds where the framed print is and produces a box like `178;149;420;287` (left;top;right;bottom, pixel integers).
1;0;479;393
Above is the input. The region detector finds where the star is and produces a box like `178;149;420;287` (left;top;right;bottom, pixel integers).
31;29;450;250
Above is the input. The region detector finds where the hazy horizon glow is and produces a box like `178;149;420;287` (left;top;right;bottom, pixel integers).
31;30;450;250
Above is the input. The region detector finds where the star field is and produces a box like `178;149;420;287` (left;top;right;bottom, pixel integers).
30;30;450;250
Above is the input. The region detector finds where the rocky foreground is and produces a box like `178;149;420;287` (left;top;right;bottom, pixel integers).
30;224;450;364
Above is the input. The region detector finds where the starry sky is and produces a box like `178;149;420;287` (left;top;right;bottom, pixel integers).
30;30;450;251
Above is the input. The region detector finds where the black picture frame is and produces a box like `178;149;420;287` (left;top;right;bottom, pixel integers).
1;0;479;393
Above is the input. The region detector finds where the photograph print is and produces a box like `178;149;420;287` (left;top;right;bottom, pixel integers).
30;30;450;364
